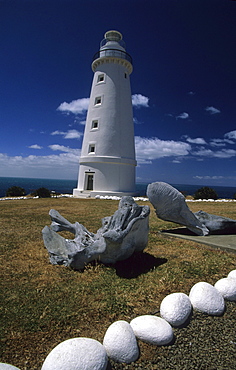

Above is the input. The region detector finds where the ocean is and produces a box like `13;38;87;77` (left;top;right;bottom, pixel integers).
0;177;236;199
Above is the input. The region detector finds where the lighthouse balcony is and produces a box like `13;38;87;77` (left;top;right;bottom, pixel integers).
92;49;132;64
92;49;133;73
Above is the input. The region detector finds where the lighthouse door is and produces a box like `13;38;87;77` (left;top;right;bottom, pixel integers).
85;173;94;190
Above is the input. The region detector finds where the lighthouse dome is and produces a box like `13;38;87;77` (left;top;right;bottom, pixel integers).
100;30;126;51
105;30;122;41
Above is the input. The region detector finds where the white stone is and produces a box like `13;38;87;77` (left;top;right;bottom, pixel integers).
0;364;21;370
228;269;236;279
160;293;192;327
130;315;174;345
214;278;236;301
41;337;108;370
103;320;139;363
189;282;225;315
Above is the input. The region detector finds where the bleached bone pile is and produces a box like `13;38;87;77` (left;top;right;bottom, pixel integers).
1;269;235;370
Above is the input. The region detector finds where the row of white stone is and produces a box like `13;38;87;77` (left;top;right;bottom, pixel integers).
95;195;149;202
0;195;147;201
0;194;75;201
0;196;39;201
95;195;236;202
186;198;236;202
1;269;235;370
0;194;235;202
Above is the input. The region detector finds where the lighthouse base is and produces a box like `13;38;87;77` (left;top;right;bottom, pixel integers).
74;160;138;198
73;189;139;198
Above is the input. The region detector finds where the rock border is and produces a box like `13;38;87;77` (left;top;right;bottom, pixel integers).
1;195;235;202
1;269;235;370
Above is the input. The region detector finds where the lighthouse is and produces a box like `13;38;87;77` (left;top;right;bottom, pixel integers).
73;30;137;198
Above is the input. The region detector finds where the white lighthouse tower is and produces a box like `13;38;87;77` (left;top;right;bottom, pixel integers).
73;30;137;198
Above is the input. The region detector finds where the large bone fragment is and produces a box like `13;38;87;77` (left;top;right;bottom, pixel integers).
147;182;209;236
147;182;236;236
42;196;150;270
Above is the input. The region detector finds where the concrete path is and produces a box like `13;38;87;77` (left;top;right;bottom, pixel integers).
161;228;236;254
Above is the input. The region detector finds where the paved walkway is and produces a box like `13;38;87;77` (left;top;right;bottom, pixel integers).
161;228;236;254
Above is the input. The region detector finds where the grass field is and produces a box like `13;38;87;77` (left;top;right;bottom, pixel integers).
0;198;235;369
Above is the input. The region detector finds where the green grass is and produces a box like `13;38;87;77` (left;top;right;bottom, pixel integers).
0;198;235;369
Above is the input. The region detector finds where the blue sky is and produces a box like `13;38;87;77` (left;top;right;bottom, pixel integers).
1;0;236;186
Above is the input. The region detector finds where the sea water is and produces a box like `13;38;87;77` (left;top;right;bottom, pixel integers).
0;177;77;198
0;177;235;199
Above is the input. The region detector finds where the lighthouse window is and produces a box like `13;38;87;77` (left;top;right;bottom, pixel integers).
89;144;95;153
94;96;102;105
97;74;105;83
124;73;127;79
91;120;98;129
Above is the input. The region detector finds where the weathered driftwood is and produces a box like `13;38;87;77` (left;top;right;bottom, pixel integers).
42;196;150;270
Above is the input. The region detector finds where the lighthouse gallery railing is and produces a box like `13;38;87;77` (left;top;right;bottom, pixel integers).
92;49;132;64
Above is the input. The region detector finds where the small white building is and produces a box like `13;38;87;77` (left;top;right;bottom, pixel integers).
73;30;137;198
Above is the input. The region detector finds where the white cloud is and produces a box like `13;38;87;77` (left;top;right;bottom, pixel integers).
28;144;43;149
188;91;195;95
51;129;83;139
135;136;191;164
132;94;149;108
0;150;81;179
193;147;236;158
133;117;143;125
0;140;81;178
194;175;224;180
209;139;226;147
213;149;236;158
193;148;213;157
185;136;207;145
224;130;236;140
48;144;80;154
210;131;236;146
176;112;189;120
205;106;221;115
51;130;64;136
49;144;67;151
57;98;90;115
64;130;83;139
57;94;150;116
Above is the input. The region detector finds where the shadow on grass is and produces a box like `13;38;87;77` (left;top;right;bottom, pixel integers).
162;227;236;236
161;227;198;236
110;252;167;279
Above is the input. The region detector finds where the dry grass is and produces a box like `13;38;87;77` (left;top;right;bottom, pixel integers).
0;198;235;369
